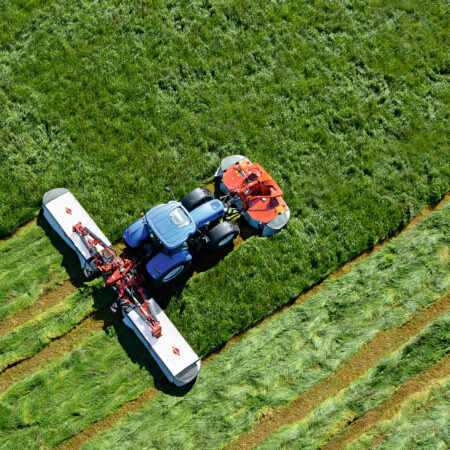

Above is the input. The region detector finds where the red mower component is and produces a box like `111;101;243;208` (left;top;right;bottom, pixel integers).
72;222;162;338
218;156;290;236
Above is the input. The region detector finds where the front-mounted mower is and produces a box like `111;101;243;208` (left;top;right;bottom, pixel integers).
41;155;289;386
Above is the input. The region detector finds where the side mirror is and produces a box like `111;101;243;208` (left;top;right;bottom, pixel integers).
164;186;176;201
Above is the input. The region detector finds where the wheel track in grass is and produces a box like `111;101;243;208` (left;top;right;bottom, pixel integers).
228;293;450;450
323;355;450;450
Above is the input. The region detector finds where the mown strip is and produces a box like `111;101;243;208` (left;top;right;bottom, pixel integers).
256;312;450;449
348;376;450;449
51;204;448;450
0;278;110;371
0;221;76;323
0;197;442;448
324;356;449;449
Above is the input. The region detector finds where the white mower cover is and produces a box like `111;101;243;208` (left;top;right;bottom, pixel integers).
122;299;201;386
42;188;112;272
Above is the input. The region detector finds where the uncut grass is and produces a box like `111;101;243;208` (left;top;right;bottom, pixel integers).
258;312;450;449
349;377;450;449
0;0;449;362
0;223;72;322
0;204;445;449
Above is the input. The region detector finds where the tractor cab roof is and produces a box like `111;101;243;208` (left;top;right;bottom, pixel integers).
145;201;196;249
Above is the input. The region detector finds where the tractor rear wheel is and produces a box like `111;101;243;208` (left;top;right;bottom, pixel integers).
157;261;191;285
181;187;213;211
208;221;240;250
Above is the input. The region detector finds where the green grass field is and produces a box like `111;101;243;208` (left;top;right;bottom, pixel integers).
0;200;447;449
1;0;448;350
0;0;449;447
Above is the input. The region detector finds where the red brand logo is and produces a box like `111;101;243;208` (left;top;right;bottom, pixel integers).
65;207;72;215
172;347;180;356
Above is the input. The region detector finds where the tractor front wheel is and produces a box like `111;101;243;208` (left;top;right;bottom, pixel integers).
208;221;240;250
181;187;213;211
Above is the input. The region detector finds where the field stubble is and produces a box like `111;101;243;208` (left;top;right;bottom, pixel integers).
324;355;450;449
230;294;450;449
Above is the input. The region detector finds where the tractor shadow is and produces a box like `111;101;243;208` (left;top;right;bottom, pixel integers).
142;217;257;309
145;179;259;308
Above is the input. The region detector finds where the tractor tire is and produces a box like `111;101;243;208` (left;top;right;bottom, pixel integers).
156;261;191;286
181;187;213;212
208;221;240;250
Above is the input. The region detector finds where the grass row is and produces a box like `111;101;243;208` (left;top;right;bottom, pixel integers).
0;0;449;366
0;278;108;371
258;311;450;449
0;203;447;448
0;222;72;322
349;376;450;449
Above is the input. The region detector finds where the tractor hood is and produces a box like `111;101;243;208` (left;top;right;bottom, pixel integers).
145;201;196;249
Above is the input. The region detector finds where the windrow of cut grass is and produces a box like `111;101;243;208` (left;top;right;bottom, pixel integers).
1;0;449;370
0;278;110;371
0;313;111;393
0;202;443;449
257;312;450;449
348;376;450;449
0;221;75;323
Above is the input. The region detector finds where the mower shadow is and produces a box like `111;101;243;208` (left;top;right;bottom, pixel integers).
36;211;87;288
87;217;257;396
90;287;197;396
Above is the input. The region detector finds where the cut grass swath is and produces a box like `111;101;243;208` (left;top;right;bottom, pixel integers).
0;223;73;323
257;312;450;449
348;376;450;449
0;278;110;371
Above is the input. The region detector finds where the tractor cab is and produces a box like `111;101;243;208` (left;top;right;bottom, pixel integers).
145;201;196;250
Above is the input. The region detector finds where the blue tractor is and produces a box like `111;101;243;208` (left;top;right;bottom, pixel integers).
122;187;240;285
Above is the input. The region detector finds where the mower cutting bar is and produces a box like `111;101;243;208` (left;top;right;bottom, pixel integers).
42;188;201;386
